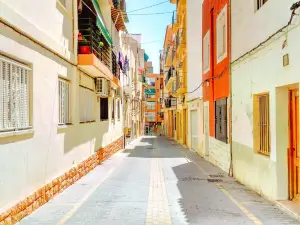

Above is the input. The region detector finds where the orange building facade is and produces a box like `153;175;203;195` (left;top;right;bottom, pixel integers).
202;0;231;172
143;64;164;134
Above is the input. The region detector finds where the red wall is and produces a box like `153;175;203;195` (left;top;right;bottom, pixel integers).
202;0;230;137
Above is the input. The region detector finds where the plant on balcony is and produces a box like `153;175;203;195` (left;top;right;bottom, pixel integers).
79;36;91;54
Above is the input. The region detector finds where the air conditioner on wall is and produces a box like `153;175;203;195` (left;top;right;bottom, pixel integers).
95;78;109;97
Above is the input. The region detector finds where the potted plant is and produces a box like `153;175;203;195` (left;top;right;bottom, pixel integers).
79;36;91;54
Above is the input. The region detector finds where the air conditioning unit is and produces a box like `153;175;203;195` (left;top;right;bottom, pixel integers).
95;78;109;97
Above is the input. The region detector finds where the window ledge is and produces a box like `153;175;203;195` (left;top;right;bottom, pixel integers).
80;121;96;124
58;124;74;130
0;129;34;138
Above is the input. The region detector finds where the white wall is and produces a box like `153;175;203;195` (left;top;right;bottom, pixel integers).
231;0;300;200
186;0;202;100
0;0;75;62
0;0;123;211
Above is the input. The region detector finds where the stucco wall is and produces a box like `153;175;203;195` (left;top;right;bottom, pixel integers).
186;0;202;100
231;0;300;200
187;99;203;154
0;0;123;212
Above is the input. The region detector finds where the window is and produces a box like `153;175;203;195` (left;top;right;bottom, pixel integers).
147;101;156;110
203;30;210;73
112;98;115;120
215;98;227;143
0;57;30;132
58;79;70;125
79;87;95;123
146;112;156;121
217;5;227;63
253;94;270;155
256;0;268;10
100;98;108;121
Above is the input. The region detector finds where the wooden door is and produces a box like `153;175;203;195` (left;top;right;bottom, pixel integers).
289;89;299;201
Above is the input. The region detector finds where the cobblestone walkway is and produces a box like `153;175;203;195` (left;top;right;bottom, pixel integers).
17;136;300;225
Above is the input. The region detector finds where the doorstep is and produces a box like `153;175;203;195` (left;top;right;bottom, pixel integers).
277;200;300;222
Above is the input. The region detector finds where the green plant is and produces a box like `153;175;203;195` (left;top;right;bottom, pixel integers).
98;41;104;48
81;36;89;45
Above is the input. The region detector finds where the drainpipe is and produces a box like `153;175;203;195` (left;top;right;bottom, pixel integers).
228;0;234;177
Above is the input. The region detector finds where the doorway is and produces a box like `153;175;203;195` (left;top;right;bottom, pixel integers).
288;89;299;201
191;110;198;151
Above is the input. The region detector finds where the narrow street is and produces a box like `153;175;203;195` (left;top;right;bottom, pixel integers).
16;137;299;225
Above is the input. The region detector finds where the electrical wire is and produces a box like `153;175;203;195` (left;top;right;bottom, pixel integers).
127;12;174;16
180;4;300;96
126;1;169;13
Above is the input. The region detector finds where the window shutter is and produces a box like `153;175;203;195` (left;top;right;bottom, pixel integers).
0;57;30;131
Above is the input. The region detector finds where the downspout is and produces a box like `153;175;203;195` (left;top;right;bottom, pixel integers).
228;0;234;177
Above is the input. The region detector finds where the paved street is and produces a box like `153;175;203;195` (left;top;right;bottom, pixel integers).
17;136;300;225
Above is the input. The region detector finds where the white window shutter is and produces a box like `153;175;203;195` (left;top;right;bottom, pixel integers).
0;57;30;131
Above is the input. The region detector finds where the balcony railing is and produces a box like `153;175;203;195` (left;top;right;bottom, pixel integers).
176;71;186;91
78;18;111;68
165;97;177;108
165;67;174;86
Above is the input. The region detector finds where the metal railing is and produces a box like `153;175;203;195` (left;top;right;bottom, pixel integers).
176;71;185;90
165;67;174;86
165;97;177;108
78;18;111;68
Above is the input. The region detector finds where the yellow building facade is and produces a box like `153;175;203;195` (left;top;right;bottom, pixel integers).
170;0;187;145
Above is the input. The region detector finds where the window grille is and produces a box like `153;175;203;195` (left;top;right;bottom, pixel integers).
257;0;268;10
58;79;70;125
0;57;30;132
254;94;270;155
215;98;227;143
79;87;95;123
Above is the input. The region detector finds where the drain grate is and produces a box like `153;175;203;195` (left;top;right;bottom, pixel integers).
179;177;223;182
209;174;224;178
146;147;155;149
207;178;223;182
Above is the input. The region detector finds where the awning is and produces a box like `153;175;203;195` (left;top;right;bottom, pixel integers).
144;53;149;62
92;0;113;46
111;7;127;32
144;88;156;95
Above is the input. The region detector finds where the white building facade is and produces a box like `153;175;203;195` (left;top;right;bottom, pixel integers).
231;0;300;200
186;0;203;154
0;0;128;221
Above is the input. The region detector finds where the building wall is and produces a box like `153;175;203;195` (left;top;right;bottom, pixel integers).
202;0;230;173
231;0;300;200
0;0;123;213
187;99;203;154
186;0;203;150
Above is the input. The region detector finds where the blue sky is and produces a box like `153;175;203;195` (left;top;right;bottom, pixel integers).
126;0;176;73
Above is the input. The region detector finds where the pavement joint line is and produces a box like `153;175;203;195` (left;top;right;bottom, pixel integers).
181;147;264;225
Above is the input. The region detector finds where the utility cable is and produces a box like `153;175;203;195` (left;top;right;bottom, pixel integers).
126;1;169;13
180;4;299;96
127;12;174;16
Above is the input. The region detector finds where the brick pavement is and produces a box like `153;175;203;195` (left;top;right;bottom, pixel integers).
16;136;300;225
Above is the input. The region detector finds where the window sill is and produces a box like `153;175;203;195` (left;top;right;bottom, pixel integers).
0;128;34;138
58;124;74;130
80;121;96;124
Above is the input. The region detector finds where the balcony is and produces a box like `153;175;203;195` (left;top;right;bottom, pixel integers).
164;97;177;109
176;28;186;59
175;71;186;95
165;67;175;91
78;18;119;87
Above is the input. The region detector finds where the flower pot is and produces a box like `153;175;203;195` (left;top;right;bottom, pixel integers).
79;46;91;54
